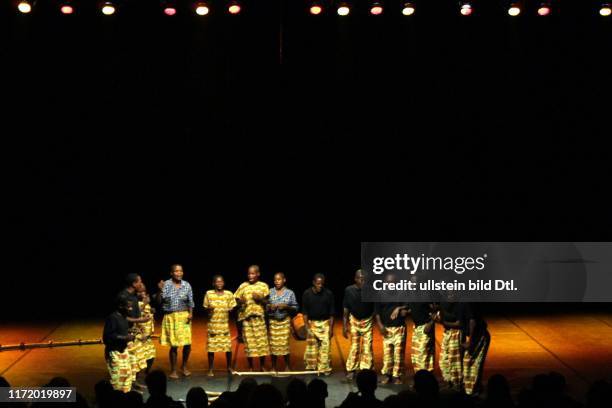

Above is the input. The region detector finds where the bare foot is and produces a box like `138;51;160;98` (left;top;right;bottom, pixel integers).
346;371;354;380
169;371;179;379
207;370;214;377
261;366;268;372
379;376;391;385
392;377;403;385
182;368;192;377
284;366;291;372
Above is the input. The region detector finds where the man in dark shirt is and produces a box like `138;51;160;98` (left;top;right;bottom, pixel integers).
436;301;463;391
302;273;334;375
118;273;151;388
103;294;136;393
343;269;374;379
456;303;490;396
119;273;150;323
408;302;435;375
375;302;408;384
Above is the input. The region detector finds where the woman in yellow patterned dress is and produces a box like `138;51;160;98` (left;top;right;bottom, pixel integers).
136;284;156;375
203;275;237;376
235;265;270;371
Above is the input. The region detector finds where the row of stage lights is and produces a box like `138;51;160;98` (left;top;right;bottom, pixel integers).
13;2;612;18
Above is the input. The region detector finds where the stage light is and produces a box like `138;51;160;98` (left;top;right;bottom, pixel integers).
370;2;383;15
337;3;350;16
228;1;241;14
163;7;177;16
60;4;74;15
508;3;521;16
309;2;323;15
460;2;473;16
195;2;210;15
17;1;32;14
537;2;551;16
101;2;116;15
402;2;415;16
601;4;612;16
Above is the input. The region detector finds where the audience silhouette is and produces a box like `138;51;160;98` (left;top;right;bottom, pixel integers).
1;371;611;408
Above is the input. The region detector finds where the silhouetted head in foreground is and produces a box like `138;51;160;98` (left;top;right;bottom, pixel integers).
249;384;283;408
414;370;439;399
308;378;328;405
145;370;167;398
186;387;208;408
356;369;378;396
286;378;308;406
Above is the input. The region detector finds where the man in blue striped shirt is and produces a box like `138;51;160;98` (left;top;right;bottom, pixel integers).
156;264;195;379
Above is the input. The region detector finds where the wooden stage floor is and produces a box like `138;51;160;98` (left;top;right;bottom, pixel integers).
1;313;612;406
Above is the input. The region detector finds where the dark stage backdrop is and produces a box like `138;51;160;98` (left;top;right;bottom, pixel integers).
1;1;611;318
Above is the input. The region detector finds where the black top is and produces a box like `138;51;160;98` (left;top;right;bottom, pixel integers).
342;285;374;320
119;288;141;319
440;302;488;339
440;302;458;324
455;302;488;339
374;302;407;327
408;302;433;326
103;312;129;355
302;287;335;321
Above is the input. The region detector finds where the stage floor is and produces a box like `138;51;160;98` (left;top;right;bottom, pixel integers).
2;313;612;406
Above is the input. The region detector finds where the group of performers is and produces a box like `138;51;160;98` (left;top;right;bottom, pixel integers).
103;265;490;396
341;270;490;395
102;273;156;393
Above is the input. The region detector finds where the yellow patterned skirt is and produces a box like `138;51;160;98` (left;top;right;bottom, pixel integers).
106;350;133;393
127;340;147;379
207;325;232;353
463;330;490;395
411;323;435;372
439;328;462;386
161;311;192;347
242;315;270;357
304;319;332;373
268;317;291;356
140;336;156;360
381;326;406;378
346;315;373;372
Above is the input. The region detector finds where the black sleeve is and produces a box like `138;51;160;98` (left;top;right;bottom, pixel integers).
374;302;381;316
103;315;117;344
463;303;475;321
301;290;310;316
342;287;350;311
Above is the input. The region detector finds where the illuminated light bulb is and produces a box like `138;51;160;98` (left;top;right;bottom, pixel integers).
402;3;415;16
508;5;521;16
460;4;473;16
17;1;32;14
337;6;350;16
195;3;210;15
310;5;322;15
101;3;116;15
